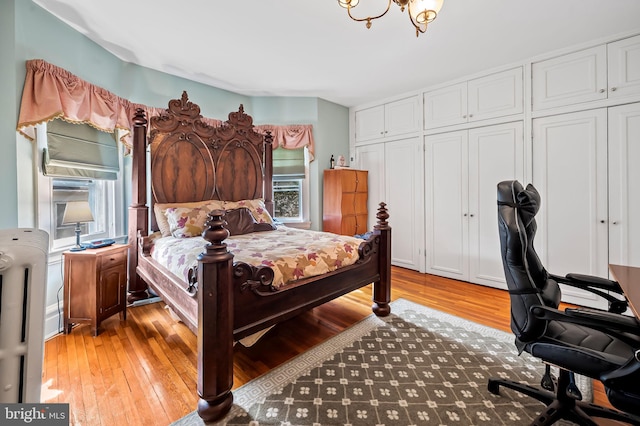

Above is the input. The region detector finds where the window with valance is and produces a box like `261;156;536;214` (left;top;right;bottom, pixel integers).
17;59;316;158
16;59;318;247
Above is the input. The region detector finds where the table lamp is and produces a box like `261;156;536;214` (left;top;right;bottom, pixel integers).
62;200;94;251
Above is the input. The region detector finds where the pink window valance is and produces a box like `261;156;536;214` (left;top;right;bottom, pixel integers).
255;124;315;161
17;59;315;158
16;59;143;150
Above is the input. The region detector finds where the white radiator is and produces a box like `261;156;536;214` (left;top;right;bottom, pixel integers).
0;229;49;403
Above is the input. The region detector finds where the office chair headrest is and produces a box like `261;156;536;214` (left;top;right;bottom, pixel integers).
497;180;540;228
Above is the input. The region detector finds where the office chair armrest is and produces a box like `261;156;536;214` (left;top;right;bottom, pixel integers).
549;273;628;314
601;351;640;391
564;307;640;334
531;305;640;336
550;272;623;293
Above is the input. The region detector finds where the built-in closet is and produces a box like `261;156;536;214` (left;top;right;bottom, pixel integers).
356;136;424;271
349;31;640;308
530;33;640;308
425;122;524;290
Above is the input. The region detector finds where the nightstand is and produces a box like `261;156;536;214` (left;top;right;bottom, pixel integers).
63;244;128;336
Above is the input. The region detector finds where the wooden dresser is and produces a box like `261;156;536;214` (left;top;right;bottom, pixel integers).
63;244;128;336
323;169;368;236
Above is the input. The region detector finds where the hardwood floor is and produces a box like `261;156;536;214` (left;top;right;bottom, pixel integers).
42;266;610;425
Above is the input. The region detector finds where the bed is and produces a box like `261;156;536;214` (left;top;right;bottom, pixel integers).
127;92;392;422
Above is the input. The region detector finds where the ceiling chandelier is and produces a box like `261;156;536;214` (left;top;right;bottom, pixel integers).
338;0;444;37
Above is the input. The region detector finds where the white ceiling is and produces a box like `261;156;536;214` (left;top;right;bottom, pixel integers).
33;0;640;107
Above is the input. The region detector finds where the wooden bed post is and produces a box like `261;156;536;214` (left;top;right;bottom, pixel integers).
373;202;391;316
263;131;274;216
196;211;234;422
128;108;150;302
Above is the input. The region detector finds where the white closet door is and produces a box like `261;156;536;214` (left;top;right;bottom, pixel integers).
608;102;640;267
533;109;608;309
355;143;385;232
423;83;468;129
468;122;524;289
385;137;424;271
385;96;420;138
531;45;607;111
425;131;469;280
355;106;385;142
608;35;640;100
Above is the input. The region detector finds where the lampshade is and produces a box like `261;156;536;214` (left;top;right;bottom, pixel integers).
62;201;94;225
338;0;359;7
407;0;443;35
409;0;443;25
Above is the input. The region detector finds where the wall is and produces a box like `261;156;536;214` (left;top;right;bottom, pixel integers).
315;99;350;229
0;0;17;227
250;97;350;230
3;1;350;338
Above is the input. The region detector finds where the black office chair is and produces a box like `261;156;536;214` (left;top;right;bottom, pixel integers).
488;180;640;425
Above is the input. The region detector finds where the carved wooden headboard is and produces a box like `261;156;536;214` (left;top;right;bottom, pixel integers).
146;91;273;232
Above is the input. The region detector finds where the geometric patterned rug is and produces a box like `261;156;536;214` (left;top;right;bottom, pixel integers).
174;299;588;425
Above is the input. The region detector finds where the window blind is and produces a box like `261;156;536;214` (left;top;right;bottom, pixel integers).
273;147;305;178
43;119;120;180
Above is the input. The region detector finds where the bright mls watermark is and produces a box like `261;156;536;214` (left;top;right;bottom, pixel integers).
1;404;68;425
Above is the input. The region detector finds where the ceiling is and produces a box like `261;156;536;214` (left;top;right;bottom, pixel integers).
33;0;640;107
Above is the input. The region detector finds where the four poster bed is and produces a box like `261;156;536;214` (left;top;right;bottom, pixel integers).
127;92;392;422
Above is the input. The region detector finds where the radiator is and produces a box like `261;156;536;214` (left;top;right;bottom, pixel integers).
0;229;49;403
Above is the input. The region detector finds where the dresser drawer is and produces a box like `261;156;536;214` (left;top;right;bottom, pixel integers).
100;249;127;269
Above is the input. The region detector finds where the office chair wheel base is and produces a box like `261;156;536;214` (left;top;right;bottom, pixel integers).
490;371;640;426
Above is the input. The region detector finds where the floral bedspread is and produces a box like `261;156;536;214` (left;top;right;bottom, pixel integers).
151;226;364;289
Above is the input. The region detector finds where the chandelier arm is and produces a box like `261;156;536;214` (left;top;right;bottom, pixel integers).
408;8;428;36
346;0;393;24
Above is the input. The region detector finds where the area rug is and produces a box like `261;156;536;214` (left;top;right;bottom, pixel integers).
175;299;589;425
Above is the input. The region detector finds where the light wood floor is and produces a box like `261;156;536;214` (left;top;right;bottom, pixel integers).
43;266;610;425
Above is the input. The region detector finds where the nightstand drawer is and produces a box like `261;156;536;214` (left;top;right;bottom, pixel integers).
100;249;126;269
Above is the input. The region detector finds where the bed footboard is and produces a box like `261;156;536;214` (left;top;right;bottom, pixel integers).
196;204;392;422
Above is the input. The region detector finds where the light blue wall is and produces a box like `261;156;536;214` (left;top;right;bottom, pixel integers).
250;97;350;230
2;1;350;337
315;99;350;230
1;0;17;227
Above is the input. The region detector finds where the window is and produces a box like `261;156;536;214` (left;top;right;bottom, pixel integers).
51;178;110;248
274;178;303;221
272;147;310;226
35;120;124;253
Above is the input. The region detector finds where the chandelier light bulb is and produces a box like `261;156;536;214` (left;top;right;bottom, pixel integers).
338;0;360;8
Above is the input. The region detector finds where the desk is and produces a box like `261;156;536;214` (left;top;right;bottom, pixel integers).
609;264;640;318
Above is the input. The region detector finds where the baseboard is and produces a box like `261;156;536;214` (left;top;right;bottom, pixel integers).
44;302;63;340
